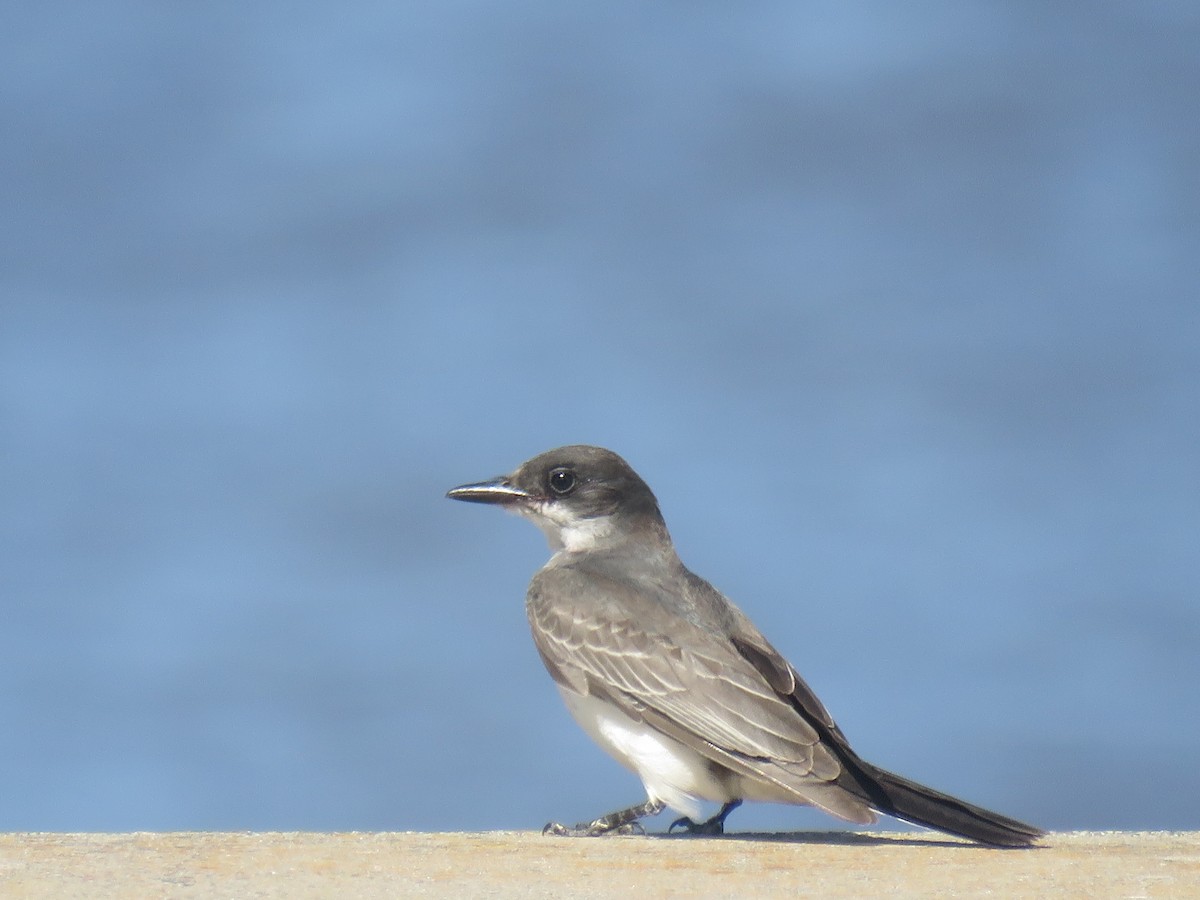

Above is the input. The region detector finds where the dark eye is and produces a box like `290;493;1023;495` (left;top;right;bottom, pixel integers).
548;467;577;495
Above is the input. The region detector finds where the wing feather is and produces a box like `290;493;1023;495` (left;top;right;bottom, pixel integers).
527;565;851;799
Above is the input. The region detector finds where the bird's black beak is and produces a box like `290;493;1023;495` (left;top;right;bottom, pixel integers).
446;476;531;505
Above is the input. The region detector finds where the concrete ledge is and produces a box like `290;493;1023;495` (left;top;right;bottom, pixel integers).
1;831;1196;898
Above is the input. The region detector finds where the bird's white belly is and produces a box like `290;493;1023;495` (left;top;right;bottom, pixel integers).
557;687;734;820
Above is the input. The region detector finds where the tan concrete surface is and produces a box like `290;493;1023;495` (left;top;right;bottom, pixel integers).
0;831;1196;898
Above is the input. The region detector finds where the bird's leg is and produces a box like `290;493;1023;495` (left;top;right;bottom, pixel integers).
668;799;743;835
543;798;665;837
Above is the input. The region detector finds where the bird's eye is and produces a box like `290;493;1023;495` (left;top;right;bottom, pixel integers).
548;468;577;495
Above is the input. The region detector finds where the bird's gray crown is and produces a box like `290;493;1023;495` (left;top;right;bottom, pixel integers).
447;445;667;552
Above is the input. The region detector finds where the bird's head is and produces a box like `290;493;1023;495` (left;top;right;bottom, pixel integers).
447;445;666;553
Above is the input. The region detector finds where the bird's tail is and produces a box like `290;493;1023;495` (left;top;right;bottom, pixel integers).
859;763;1044;847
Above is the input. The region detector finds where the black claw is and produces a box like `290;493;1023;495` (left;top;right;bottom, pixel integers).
666;800;742;836
668;816;697;834
668;815;725;836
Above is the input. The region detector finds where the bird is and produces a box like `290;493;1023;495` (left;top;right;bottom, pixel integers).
446;444;1044;846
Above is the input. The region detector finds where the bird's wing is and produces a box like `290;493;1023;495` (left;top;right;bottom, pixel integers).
526;566;872;819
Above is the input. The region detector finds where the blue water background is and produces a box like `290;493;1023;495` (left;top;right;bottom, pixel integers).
2;2;1197;833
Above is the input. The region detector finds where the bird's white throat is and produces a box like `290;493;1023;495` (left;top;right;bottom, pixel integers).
518;502;616;553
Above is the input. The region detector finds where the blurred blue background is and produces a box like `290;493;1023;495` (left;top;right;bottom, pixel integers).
2;2;1197;835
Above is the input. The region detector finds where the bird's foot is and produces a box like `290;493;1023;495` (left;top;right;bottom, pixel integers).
667;800;743;836
667;816;721;835
543;819;645;837
542;798;664;837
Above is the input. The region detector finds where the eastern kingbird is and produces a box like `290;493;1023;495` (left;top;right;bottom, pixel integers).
447;445;1043;846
